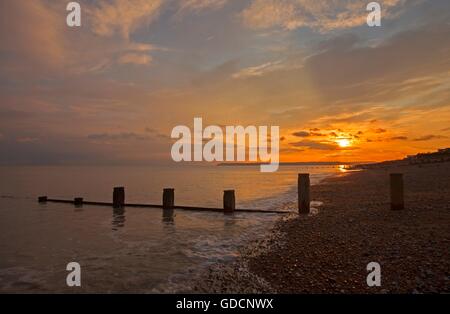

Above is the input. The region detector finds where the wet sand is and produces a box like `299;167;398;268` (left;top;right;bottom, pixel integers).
192;162;450;293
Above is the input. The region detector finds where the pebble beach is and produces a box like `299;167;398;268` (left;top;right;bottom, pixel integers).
191;162;450;293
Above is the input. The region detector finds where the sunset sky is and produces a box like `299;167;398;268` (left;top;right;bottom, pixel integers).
0;0;449;165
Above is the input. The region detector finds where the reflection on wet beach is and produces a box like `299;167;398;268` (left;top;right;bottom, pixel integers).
112;207;126;230
162;208;175;224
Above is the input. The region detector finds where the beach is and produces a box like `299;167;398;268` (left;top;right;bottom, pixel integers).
0;163;448;293
192;162;450;293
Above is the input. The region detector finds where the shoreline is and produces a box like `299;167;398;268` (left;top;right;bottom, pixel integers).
191;162;450;293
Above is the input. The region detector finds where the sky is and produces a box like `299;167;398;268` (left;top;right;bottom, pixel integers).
0;0;449;165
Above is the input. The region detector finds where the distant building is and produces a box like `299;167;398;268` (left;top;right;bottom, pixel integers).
405;148;450;164
354;148;450;169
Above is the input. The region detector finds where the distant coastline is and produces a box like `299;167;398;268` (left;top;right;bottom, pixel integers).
352;148;450;169
217;148;450;169
217;161;366;167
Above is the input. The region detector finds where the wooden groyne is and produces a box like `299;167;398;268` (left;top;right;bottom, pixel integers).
39;197;288;214
38;191;288;214
37;173;405;214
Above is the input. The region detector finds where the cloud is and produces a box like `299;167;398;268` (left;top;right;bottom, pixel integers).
290;140;338;150
312;110;377;125
310;131;326;137
88;128;170;143
88;132;151;142
390;136;408;140
118;53;153;65
0;1;168;77
177;0;228;15
88;0;164;38
300;24;450;106
281;147;305;154
241;0;407;32
232;60;285;79
90;0;227;35
413;135;447;141
292;131;310;137
145;127;170;139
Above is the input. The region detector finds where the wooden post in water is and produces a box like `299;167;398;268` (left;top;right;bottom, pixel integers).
390;173;404;210
113;187;125;208
38;196;48;203
223;190;235;214
163;188;175;209
74;197;84;207
298;173;310;214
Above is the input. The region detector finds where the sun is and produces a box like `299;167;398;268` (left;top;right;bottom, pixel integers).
336;138;351;148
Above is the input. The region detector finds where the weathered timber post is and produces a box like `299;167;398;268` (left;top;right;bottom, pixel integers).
223;190;235;214
74;197;84;207
113;187;125;208
163;188;175;209
390;173;404;210
38;196;48;203
298;173;310;214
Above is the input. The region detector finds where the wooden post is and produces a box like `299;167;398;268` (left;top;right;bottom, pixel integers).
162;208;175;223
390;173;404;210
163;188;175;209
113;187;125;208
223;190;235;214
74;198;83;206
298;173;310;214
38;196;48;203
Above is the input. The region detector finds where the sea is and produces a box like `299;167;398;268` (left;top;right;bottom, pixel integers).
0;164;346;292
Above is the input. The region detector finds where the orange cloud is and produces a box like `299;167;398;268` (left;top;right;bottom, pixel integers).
241;0;406;32
177;0;228;15
88;0;163;38
118;53;153;65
